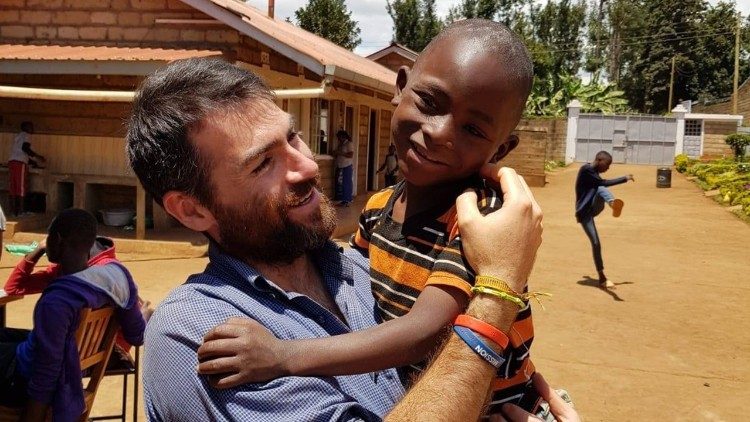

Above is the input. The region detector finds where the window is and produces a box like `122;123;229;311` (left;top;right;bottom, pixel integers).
685;119;702;136
310;99;330;155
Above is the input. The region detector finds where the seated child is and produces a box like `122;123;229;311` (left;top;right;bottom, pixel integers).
0;209;146;420
199;19;541;415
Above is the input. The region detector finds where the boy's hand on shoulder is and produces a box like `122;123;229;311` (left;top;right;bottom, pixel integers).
197;317;292;388
456;165;543;293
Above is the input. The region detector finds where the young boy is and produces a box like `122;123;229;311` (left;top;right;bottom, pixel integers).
199;20;540;415
575;151;634;288
0;209;146;420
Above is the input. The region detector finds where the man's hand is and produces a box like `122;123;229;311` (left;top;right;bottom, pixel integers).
490;373;580;422
196;317;291;388
627;174;635;182
456;166;543;293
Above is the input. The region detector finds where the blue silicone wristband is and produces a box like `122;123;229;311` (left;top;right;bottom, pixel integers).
453;326;506;369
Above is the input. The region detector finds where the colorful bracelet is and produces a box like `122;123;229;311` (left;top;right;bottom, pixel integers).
453;326;506;369
471;285;526;308
454;314;509;350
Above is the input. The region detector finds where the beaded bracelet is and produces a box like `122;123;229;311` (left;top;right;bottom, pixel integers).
453;326;506;369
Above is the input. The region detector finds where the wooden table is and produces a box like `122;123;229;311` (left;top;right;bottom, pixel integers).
0;295;23;327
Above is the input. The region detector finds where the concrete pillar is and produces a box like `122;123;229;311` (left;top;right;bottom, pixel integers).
672;104;687;155
565;100;582;164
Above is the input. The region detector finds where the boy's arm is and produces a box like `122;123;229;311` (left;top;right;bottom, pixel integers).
21;142;44;161
601;175;629;187
197;285;468;386
3;244;57;296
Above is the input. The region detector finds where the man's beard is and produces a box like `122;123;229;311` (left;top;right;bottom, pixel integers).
211;179;337;265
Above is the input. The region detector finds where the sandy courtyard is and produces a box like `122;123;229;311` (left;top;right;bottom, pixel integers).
2;163;748;421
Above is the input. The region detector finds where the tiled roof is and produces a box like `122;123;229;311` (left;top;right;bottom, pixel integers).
0;44;225;61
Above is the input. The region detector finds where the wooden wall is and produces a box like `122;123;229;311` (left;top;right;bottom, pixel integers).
357;105;369;194
0;133;131;177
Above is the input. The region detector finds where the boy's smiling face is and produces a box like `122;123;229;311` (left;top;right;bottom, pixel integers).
391;36;527;187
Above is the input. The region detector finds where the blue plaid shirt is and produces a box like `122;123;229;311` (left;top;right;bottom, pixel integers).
143;241;404;421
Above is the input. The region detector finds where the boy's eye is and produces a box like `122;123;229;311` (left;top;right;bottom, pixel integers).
465;125;486;139
415;91;437;111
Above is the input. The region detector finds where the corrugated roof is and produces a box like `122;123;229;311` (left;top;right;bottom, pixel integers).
194;0;396;91
0;44;225;61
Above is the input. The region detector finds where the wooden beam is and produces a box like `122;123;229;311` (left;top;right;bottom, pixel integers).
136;182;146;240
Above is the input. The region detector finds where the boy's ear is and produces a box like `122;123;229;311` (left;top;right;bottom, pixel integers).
392;66;411;106
490;134;520;163
162;191;217;234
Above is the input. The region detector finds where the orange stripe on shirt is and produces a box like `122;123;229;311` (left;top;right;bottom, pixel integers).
369;243;432;292
508;314;534;347
426;271;472;296
491;359;535;391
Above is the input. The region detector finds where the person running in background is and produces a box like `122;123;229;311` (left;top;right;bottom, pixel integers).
575;151;634;289
376;144;399;186
8;122;45;216
333;130;354;207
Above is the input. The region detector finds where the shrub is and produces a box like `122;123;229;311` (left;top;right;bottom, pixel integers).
725;133;750;161
674;154;699;173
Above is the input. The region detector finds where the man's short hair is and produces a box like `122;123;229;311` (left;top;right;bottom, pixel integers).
48;208;97;251
595;151;613;162
126;58;274;206
422;19;534;100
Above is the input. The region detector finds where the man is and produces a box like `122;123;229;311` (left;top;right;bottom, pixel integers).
0;209;145;421
127;58;572;421
575;151;634;289
8;122;45;216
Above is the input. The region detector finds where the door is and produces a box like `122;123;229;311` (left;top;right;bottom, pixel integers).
367;110;378;191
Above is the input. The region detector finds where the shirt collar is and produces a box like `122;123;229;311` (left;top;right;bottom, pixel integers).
206;240;354;299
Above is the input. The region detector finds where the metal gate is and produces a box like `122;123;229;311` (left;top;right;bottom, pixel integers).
575;114;677;164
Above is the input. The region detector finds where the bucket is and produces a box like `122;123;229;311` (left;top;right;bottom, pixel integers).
657;167;672;188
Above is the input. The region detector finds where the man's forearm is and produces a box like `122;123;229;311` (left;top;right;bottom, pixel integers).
387;296;517;421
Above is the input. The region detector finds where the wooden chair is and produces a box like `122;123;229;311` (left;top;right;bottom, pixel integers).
0;307;119;422
76;307;120;422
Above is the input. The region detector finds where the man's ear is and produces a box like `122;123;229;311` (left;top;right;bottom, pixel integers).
162;191;217;233
392;66;410;106
490;134;520;163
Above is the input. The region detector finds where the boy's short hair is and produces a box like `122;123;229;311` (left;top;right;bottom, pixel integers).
595;151;613;162
48;208;97;251
421;19;534;100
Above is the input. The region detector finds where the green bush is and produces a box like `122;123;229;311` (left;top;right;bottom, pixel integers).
674;154;690;173
725;133;750;161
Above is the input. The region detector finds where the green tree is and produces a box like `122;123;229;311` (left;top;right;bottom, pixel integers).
387;0;443;52
529;0;587;89
295;0;361;50
618;0;705;113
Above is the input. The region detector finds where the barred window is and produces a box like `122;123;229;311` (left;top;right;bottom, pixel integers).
685;119;702;136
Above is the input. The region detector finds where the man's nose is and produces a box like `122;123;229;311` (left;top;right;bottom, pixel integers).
285;144;319;184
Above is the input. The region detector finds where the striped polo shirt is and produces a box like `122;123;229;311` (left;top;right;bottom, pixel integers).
352;180;537;412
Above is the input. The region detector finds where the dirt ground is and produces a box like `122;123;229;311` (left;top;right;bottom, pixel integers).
2;163;748;421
